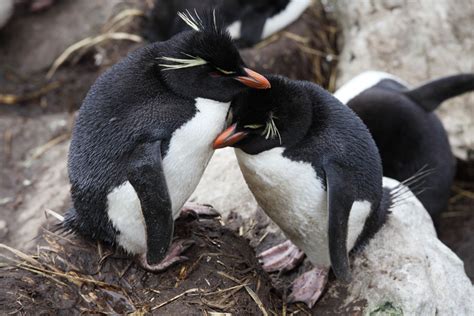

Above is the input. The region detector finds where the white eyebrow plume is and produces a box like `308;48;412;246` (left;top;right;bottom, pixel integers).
177;9;203;31
263;112;282;144
158;55;207;70
212;8;218;32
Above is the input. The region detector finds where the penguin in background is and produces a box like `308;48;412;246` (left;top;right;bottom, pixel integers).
144;0;312;48
64;11;270;272
335;71;474;223
213;75;396;307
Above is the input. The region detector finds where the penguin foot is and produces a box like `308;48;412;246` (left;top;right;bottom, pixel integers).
288;267;329;308
138;239;195;272
257;240;305;272
179;202;220;220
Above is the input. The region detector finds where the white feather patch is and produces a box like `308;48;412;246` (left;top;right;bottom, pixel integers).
177;10;202;31
226;20;242;39
262;0;311;39
334;71;407;104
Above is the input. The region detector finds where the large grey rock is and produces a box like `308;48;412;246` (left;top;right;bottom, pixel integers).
333;0;474;160
340;178;474;315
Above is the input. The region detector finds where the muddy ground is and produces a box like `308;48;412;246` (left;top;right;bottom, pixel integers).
0;218;283;315
0;0;473;315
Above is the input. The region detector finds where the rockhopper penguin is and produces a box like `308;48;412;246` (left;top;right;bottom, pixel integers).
213;75;393;307
335;71;474;223
144;0;311;48
64;11;270;272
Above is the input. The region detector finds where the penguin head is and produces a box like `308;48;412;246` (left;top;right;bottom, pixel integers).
213;75;313;154
157;10;270;102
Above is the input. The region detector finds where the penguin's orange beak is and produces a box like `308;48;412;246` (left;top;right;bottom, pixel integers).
213;123;248;149
235;68;271;89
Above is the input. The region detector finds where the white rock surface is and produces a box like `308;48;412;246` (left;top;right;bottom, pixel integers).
345;178;474;315
191;148;258;220
333;0;474;160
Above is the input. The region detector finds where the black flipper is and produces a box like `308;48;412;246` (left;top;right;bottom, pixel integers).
127;140;173;265
403;73;474;112
324;162;353;283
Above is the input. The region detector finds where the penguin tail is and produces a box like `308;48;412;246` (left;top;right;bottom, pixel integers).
388;165;435;209
47;207;78;236
402;73;474;112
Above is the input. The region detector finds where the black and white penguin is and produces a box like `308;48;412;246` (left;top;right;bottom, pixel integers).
335;71;474;222
144;0;311;47
64;12;270;271
213;75;392;307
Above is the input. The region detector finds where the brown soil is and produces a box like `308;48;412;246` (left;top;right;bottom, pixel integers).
0;217;282;315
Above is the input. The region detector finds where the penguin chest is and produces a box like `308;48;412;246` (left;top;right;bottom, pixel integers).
236;148;332;266
162;98;230;216
235;148;373;268
106;98;229;254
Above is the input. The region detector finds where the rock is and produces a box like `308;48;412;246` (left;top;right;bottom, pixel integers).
333;0;474;160
191;148;257;221
0;0;13;29
12;141;70;246
0;0;123;74
0;113;71;247
322;178;474;315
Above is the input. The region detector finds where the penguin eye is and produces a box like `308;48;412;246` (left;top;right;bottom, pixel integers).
209;71;222;78
244;124;264;129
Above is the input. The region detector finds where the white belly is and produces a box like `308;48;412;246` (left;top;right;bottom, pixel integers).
107;98;229;254
236;148;371;268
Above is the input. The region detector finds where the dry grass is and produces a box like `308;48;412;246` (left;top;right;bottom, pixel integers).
46;8;145;79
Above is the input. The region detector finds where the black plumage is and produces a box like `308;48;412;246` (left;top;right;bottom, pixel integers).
144;0;293;47
215;75;392;282
347;73;474;222
64;12;269;268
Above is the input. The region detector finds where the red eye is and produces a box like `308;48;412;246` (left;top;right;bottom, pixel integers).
209;72;222;78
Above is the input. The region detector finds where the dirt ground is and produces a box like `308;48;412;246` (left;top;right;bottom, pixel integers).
0;217;283;315
0;0;473;314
